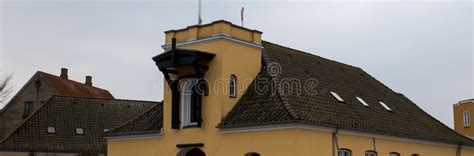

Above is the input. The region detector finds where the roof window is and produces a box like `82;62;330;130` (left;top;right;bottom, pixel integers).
379;101;392;111
329;91;344;102
356;97;369;107
47;127;56;134
75;128;84;135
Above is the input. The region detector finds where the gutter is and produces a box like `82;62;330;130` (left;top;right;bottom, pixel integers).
332;128;339;156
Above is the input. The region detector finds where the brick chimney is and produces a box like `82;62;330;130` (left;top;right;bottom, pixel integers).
85;76;92;86
60;68;68;79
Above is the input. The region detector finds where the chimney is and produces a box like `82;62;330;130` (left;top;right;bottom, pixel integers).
60;68;68;79
85;76;92;86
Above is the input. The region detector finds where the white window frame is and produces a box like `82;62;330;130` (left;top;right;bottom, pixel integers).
47;127;56;134
330;91;345;102
464;111;471;127
338;149;351;156
389;152;400;156
356;97;370;107
379;101;392;111
75;128;84;135
229;75;237;98
181;79;198;127
365;151;377;156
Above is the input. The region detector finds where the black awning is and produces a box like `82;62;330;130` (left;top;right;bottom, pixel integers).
152;48;215;70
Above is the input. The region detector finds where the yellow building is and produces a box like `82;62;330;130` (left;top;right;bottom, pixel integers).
104;20;474;156
454;99;474;139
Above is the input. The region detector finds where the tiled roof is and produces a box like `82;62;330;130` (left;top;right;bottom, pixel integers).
218;41;474;146
103;102;163;137
39;72;115;99
0;96;157;153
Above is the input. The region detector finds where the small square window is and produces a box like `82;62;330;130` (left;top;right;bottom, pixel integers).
329;91;344;102
47;127;56;134
75;128;84;135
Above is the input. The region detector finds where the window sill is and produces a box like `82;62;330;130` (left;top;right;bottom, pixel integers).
183;125;200;129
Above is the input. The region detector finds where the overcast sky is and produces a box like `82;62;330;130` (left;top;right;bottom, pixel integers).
0;0;472;128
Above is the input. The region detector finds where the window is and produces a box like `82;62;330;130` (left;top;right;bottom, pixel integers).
229;75;237;98
330;91;345;102
75;128;84;135
338;149;351;156
181;79;200;127
23;101;33;117
244;152;260;156
356;97;370;107
389;152;400;156
365;151;377;156
103;129;110;132
379;101;392;111
47;127;56;134
411;154;419;156
464;111;470;127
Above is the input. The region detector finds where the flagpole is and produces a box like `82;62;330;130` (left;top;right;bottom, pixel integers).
198;0;202;25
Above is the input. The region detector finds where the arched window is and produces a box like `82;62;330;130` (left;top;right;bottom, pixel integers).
365;150;377;156
229;75;237;98
177;147;206;156
244;152;260;156
389;152;400;156
338;148;351;156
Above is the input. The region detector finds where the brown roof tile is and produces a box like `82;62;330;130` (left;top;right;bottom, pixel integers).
218;41;474;146
0;96;157;153
39;72;114;99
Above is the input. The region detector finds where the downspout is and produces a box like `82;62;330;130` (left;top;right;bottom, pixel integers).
332;128;339;156
372;137;377;152
456;143;463;156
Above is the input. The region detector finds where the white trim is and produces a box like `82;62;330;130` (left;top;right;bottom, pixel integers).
161;33;264;50
454;99;474;106
220;123;474;148
105;133;162;141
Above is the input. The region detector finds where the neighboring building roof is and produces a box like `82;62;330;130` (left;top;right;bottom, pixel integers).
218;41;474;146
0;71;114;113
0;96;157;153
39;71;115;99
103;102;163;137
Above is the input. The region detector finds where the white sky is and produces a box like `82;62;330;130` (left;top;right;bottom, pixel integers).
0;0;472;128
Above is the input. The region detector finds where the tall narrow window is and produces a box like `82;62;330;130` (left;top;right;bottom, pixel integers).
180;79;202;127
464;111;471;127
23;101;33;118
229;75;237;98
389;152;400;156
338;149;351;156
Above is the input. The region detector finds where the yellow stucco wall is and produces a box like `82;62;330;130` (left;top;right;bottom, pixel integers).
108;128;474;156
107;21;474;156
454;101;474;137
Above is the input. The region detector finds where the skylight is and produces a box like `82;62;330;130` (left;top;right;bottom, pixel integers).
75;128;84;135
379;101;392;111
356;97;369;107
329;91;344;102
47;127;56;134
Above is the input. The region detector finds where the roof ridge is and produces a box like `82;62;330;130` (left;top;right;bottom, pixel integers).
37;71;111;92
261;40;362;70
49;95;160;103
261;48;300;120
0;95;55;143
